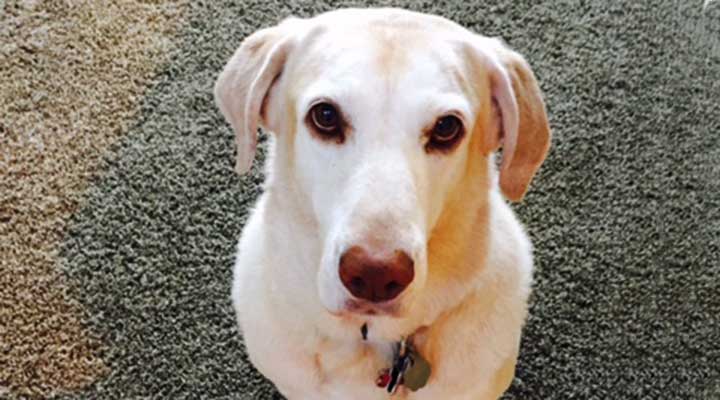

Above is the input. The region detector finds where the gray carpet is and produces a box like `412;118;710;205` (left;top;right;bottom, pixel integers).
29;0;720;398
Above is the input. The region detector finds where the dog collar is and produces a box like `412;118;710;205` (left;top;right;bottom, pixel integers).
361;323;431;395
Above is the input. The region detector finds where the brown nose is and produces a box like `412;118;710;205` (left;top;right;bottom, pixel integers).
338;246;414;303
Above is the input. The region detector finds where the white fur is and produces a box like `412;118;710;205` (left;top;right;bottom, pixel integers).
217;8;549;399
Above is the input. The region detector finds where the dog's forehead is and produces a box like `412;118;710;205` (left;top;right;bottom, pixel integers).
289;10;476;111
309;8;466;38
309;12;464;73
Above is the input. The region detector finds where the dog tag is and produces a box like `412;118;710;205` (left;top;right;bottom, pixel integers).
386;341;410;394
376;338;432;395
403;349;431;391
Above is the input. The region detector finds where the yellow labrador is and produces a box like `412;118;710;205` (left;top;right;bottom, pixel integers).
215;8;550;399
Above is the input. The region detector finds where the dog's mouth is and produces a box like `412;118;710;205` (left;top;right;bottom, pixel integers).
343;299;401;317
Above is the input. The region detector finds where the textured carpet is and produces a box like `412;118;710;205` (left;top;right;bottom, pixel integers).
1;0;187;397
2;0;719;399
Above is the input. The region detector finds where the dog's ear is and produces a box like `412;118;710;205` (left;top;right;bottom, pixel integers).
214;19;302;174
474;38;551;202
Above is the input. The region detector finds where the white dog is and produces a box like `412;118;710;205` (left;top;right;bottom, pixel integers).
215;8;550;400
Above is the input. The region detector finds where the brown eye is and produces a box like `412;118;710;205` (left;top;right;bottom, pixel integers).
428;115;464;150
309;102;343;138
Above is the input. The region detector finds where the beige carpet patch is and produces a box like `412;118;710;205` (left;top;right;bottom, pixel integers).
0;0;187;397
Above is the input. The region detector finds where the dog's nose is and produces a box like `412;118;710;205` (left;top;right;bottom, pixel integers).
338;246;414;303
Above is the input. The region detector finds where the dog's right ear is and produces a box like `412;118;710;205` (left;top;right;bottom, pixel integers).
214;19;302;174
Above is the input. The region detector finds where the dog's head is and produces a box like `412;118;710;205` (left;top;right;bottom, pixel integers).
216;9;550;325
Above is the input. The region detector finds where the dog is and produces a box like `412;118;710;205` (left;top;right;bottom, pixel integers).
215;8;550;400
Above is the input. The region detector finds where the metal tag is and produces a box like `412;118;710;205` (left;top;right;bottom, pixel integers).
403;349;432;391
376;338;432;395
386;340;410;394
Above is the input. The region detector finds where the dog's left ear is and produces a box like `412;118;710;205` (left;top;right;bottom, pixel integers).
214;18;304;174
474;38;552;202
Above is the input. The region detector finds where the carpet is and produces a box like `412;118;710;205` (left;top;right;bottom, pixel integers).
1;0;718;399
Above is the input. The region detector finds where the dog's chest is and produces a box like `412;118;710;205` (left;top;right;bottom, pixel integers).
314;339;396;399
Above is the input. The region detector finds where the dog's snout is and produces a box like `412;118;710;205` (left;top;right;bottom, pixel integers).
338;246;414;303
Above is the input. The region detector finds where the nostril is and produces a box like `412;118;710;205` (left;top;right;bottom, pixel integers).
350;277;366;293
385;281;401;297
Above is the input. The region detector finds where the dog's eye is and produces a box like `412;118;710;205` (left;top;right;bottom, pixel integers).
311;103;339;130
427;115;464;151
309;102;344;140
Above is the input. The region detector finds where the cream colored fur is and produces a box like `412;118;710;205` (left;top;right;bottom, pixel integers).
215;8;550;400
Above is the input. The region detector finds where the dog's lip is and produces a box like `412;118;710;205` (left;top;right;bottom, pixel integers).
342;299;401;317
325;299;406;320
